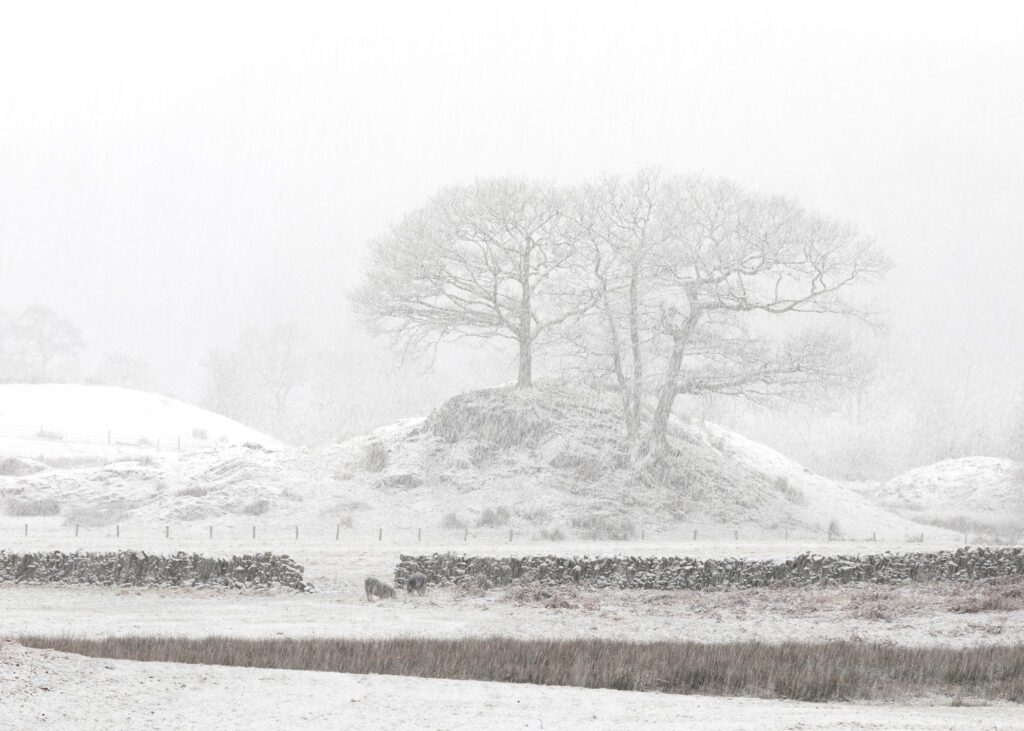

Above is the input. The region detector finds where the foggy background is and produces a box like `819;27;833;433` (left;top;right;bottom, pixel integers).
2;1;1022;478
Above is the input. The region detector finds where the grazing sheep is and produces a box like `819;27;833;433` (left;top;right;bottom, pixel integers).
364;576;396;601
406;572;428;595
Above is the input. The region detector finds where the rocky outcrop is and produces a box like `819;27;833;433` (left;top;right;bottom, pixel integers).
395;547;1024;590
0;550;311;591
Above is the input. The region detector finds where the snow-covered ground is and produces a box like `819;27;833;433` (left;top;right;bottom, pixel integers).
0;382;957;540
874;457;1023;515
0;384;280;451
2;641;1019;730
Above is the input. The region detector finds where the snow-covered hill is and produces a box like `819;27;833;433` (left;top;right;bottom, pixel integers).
2;382;946;540
873;457;1024;516
0;384;280;450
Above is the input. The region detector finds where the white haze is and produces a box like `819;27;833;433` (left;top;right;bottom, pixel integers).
1;1;1022;476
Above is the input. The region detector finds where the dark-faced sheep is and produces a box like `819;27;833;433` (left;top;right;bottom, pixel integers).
364;576;396;601
406;572;428;595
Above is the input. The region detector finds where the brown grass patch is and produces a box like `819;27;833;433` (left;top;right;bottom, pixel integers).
17;635;1024;703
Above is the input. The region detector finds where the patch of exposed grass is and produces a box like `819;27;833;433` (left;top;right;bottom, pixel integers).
17;635;1024;703
2;497;61;516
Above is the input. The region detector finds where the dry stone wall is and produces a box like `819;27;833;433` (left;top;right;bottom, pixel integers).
395;547;1024;591
0;550;311;591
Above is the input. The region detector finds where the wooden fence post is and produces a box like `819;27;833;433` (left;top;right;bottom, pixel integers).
209;525;213;539
295;526;299;540
116;524;120;538
252;525;256;539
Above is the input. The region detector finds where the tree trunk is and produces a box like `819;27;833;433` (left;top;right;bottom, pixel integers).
517;334;532;388
645;336;686;457
516;261;533;388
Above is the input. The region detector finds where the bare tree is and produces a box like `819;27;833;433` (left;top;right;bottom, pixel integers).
0;305;84;383
352;178;583;388
201;322;307;436
569;172;890;462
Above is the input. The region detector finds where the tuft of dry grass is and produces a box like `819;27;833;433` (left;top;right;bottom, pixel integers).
949;579;1024;614
17;635;1024;703
2;496;61;516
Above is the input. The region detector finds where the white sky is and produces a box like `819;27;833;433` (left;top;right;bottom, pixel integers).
1;0;1023;400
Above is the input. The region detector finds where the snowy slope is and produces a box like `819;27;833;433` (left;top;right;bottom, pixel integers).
0;384;280;449
1;382;947;539
873;457;1024;514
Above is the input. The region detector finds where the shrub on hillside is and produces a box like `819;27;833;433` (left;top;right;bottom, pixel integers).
571;512;636;541
363;441;389;472
241;499;269;516
476;506;511;528
441;512;467;530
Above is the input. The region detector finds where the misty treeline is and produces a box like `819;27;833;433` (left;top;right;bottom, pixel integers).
0;305;153;389
352;170;1023;473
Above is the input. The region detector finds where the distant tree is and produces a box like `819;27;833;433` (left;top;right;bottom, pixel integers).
352;178;585;388
90;352;156;391
0;305;84;383
567;172;890;462
201;322;307;435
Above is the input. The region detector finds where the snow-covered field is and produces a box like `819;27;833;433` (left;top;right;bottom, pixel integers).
3;641;1021;731
2;383;1021;728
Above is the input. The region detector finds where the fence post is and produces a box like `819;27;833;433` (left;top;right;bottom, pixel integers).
336;524;340;541
24;523;27;537
734;530;738;541
693;529;697;541
116;524;120;538
417;528;421;542
872;531;876;542
252;525;256;540
165;525;169;539
378;528;382;542
75;524;79;538
295;526;299;540
209;525;213;539
464;527;468;542
509;528;513;543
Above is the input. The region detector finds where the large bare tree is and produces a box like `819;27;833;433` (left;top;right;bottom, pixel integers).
570;172;890;461
352;178;582;387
